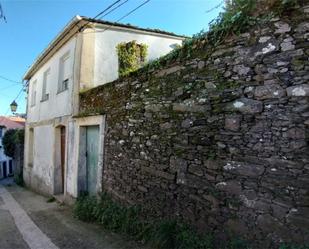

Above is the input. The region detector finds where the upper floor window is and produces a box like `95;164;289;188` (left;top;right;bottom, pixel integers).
41;68;50;102
31;80;37;106
58;52;70;93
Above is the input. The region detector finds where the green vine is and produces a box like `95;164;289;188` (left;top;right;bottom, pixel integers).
116;40;148;77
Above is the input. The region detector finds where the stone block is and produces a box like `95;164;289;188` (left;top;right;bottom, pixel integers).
188;164;204;177
253;42;278;57
216;180;242;195
177;173;208;189
287;208;309;230
225;115;241;131
233;64;251;76
283;127;306;139
138;185;148;192
226;98;263;114
287;84;309;97
141;166;175;181
281;41;295;51
145;104;163;112
204;160;221;170
156;65;184;77
274;21;291;34
173;103;206;113
257;214;281;233
254;85;286;100
223;161;265;177
170;156;187;173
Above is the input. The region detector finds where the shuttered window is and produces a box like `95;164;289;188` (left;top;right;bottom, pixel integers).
58;52;70;93
31;80;37;106
41;68;50;102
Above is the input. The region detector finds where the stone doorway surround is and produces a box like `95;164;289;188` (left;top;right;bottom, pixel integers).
73;115;105;197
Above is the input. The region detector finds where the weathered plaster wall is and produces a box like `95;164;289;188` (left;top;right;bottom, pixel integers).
93;28;183;87
27;36;76;123
24;125;54;194
80;6;309;247
24;116;71;196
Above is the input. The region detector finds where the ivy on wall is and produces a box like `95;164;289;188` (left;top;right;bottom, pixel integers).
116;40;148;77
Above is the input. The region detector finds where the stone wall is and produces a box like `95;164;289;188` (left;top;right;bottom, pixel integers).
80;6;309;248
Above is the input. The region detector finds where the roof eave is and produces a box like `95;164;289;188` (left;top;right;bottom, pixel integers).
23;16;188;81
82;17;187;39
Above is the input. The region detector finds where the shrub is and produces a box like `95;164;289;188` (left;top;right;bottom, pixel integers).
73;194;98;222
73;193;216;249
2;129;24;158
279;244;309;249
77;194;309;249
116;40;148;77
73;193;261;249
14;172;24;186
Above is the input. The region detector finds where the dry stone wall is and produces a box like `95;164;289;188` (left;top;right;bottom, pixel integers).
80;6;309;248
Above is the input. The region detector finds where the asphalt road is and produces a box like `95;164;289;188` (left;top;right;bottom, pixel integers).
0;178;146;249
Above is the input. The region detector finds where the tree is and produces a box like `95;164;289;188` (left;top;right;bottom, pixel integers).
2;129;24;158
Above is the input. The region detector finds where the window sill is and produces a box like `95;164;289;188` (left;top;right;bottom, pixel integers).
57;88;68;95
40;93;49;102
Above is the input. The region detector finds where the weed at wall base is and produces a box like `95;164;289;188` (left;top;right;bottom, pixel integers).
73;193;254;249
73;193;309;249
73;193;215;249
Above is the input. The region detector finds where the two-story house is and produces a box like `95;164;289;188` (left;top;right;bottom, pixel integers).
23;15;184;200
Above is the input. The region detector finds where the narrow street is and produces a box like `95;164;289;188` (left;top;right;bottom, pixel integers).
0;178;145;249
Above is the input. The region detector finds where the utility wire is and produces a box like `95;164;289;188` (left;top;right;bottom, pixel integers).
12;86;25;102
25;0;126;78
0;83;21;92
0;75;22;84
78;0;123;32
92;0;123;19
99;0;129;19
84;0;151;34
115;0;150;25
0;85;25;120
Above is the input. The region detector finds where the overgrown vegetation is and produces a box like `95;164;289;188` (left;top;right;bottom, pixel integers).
2;129;24;158
116;40;148;77
14;172;24;186
279;245;309;249
74;194;309;248
47;197;56;203
140;0;303;73
74;193;216;249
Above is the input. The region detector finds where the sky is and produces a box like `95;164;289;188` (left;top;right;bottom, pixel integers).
0;0;223;115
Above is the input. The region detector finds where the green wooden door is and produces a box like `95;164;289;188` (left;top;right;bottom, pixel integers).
86;126;99;195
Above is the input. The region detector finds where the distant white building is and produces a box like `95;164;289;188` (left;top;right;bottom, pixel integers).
23;16;184;199
0;116;25;179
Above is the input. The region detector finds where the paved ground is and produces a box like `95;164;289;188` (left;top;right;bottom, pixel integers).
0;178;147;249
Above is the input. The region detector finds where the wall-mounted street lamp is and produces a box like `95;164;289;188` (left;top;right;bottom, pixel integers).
10;100;18;113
